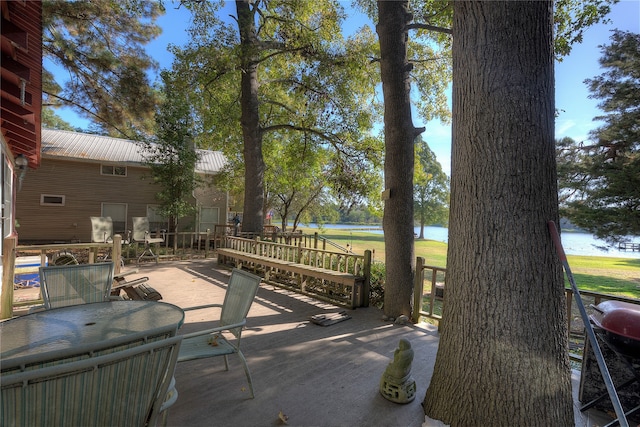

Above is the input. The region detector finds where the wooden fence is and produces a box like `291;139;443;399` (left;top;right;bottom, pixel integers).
1;236;122;319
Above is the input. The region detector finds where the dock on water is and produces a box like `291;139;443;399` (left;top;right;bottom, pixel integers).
618;242;640;252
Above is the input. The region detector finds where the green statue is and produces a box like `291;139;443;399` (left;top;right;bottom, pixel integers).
380;338;416;403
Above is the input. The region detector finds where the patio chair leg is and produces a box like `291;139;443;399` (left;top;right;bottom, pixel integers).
236;350;255;398
137;245;159;264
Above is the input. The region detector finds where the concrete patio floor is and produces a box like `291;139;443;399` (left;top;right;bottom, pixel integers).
10;258;618;426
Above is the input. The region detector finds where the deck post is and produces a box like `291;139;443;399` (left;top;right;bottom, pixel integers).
362;250;372;307
1;236;17;319
113;235;122;276
412;257;425;323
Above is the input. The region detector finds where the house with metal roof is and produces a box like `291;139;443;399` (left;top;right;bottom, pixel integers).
15;129;229;244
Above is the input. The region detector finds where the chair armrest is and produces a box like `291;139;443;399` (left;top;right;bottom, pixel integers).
114;269;139;280
112;276;149;290
182;304;223;312
181;319;247;340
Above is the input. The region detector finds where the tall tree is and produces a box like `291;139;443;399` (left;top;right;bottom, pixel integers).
423;2;574;425
176;0;382;235
377;0;418;319
558;30;640;243
375;0;451;318
235;0;264;234
42;0;163;138
142;70;199;246
414;138;449;239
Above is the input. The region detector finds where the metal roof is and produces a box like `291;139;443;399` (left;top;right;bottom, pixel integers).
41;128;227;174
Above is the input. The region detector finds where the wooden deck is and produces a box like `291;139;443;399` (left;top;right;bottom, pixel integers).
127;259;616;427
136;260;437;426
11;259;616;426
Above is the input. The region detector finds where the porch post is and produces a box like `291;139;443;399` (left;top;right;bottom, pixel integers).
1;236;17;319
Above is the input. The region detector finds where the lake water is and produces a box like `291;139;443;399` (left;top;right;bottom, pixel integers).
301;223;640;259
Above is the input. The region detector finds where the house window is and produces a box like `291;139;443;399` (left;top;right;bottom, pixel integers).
101;164;127;177
40;194;65;206
199;207;219;234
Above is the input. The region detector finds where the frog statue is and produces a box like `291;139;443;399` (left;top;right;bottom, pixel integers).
379;338;416;403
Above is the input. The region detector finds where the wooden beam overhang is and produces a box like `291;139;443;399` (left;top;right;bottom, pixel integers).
1;0;42;168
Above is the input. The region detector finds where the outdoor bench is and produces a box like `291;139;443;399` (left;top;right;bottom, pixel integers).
216;236;371;309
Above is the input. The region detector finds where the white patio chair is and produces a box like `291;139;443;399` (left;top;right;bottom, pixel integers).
133;217;165;264
90;216;114;243
178;268;261;398
0;335;182;427
91;216;129;265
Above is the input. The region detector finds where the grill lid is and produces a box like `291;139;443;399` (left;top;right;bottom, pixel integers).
590;300;640;342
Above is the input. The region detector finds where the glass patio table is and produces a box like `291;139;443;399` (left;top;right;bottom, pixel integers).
0;300;185;364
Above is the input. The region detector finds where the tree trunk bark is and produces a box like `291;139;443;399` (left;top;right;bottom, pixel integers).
237;0;264;235
377;0;422;318
423;2;574;425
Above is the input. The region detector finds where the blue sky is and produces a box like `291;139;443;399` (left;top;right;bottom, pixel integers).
56;1;640;175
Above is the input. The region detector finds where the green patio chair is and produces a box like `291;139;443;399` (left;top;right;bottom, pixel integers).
0;335;182;427
39;262;115;309
1;323;182;426
177;268;261;398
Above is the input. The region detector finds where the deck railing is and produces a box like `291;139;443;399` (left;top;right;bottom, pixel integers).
2;236;122;319
220;235;372;308
412;256;640;361
222;235;370;277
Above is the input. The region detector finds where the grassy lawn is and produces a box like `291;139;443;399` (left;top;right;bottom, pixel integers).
299;227;640;299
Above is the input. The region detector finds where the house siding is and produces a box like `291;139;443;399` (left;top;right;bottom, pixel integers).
16;158;227;243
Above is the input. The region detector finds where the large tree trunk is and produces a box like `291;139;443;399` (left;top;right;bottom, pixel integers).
237;0;264;234
423;2;574;425
377;0;423;318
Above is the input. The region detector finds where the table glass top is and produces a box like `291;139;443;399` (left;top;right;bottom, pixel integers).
0;300;184;361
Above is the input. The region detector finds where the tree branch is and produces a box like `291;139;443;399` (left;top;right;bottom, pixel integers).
406;23;452;35
44;90;135;139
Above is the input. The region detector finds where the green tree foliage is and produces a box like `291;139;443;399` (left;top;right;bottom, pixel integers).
413;138;449;239
42;0;163;138
554;0;617;57
173;0;383;233
142;71;200;238
264;131;345;232
558;30;640;242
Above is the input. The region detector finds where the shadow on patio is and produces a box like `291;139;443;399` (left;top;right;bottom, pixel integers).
133;259;613;427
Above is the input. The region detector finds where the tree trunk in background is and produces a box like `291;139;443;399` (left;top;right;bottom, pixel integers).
377;0;423;318
423;2;574;425
237;0;264;234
